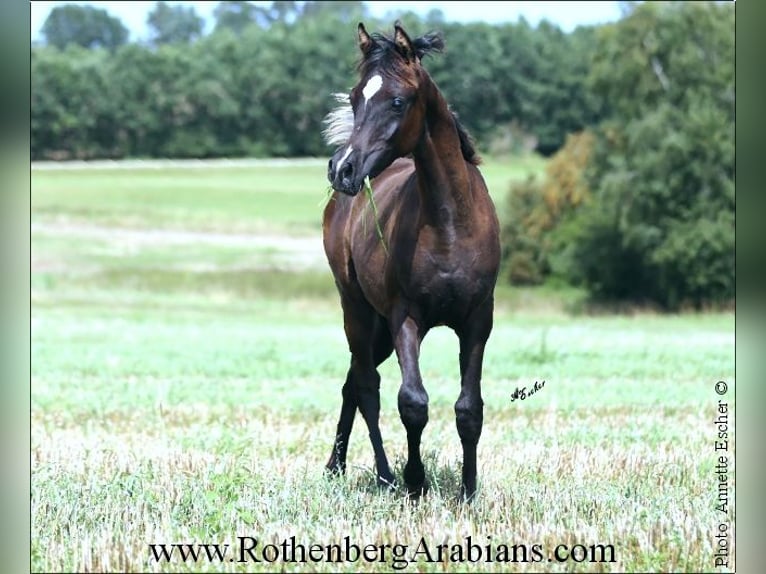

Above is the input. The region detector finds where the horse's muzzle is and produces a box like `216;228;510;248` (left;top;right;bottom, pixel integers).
328;154;363;196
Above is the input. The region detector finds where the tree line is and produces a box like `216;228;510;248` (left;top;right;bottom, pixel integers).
32;1;734;309
31;1;600;160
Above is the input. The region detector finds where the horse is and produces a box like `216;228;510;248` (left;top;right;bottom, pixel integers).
322;21;500;501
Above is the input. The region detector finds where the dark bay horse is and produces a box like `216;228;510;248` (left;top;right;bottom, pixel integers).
322;21;500;501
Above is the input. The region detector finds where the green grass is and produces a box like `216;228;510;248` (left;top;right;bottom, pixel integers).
31;155;543;235
32;163;329;234
31;158;735;573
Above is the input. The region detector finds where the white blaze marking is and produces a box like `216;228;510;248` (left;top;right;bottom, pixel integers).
336;145;353;177
362;74;383;104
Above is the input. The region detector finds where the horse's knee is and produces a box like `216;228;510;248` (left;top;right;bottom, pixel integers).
398;386;429;431
455;395;483;444
351;358;380;385
340;379;355;402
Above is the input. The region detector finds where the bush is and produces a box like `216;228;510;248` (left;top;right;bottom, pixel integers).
502;1;735;311
502;175;546;285
501;131;594;286
563;94;734;310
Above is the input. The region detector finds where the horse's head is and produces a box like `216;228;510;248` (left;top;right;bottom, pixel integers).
326;21;444;196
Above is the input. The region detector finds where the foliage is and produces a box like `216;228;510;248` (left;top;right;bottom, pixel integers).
419;18;599;156
502;132;594;285
31;2;601;160
147;1;205;45
41;4;128;50
502;176;546;285
213;0;264;33
519;22;602;156
31;47;118;159
561;2;735;309
502;2;734;309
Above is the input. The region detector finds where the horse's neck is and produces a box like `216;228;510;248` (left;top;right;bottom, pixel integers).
412;77;473;232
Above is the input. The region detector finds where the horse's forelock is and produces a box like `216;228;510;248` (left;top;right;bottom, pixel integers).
412;31;445;60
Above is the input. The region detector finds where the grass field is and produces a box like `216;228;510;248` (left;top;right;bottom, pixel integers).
31;157;735;572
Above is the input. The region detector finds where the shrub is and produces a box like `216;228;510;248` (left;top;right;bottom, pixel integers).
501;131;594;286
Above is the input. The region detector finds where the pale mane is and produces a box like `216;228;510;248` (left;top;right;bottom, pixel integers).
322;93;354;147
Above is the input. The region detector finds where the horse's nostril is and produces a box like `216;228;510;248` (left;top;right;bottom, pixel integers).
340;162;353;181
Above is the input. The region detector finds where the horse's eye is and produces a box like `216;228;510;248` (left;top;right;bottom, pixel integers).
391;97;404;111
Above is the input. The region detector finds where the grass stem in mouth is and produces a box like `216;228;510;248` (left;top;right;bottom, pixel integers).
364;176;389;256
319;185;334;208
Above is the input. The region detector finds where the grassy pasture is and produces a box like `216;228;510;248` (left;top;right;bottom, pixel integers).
31;155;545;235
31;157;735;572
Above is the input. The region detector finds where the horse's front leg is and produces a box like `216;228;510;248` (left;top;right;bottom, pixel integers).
392;314;429;495
329;303;395;488
327;356;395;488
455;300;494;502
353;355;397;488
325;369;357;475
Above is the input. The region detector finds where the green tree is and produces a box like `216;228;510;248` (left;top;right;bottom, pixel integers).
525;22;601;155
147;1;205;45
169;36;241;157
300;1;367;23
270;1;303;24
213;1;262;33
425;18;599;157
31;46;119;159
559;2;735;308
502;131;594;285
205;25;272;156
426;21;519;145
31;8;619;163
106;42;226;157
41;4;128;50
247;7;362;156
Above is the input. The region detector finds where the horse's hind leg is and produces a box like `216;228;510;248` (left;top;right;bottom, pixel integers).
326;297;394;487
455;298;494;502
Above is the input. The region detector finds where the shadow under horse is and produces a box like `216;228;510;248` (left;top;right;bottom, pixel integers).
322;21;500;501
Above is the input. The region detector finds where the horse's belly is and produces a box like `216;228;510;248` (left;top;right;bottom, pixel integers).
403;254;498;326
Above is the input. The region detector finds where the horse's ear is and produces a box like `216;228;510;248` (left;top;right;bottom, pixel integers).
358;22;373;54
393;21;415;62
